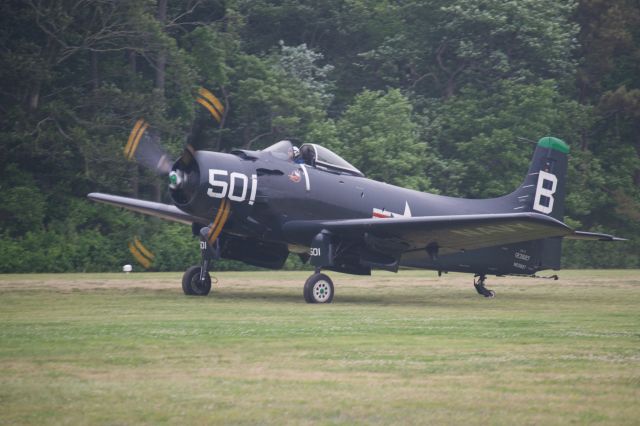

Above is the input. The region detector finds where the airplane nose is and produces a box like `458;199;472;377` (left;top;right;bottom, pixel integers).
169;170;183;189
168;150;257;219
169;153;200;206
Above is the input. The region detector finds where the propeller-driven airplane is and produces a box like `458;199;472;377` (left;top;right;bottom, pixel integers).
89;92;624;303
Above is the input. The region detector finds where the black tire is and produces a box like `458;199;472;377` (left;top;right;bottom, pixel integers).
303;273;334;304
182;265;212;296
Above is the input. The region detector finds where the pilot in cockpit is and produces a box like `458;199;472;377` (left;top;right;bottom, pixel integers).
288;145;305;164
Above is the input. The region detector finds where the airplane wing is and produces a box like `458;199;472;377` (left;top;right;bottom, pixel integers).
88;193;209;225
283;213;574;255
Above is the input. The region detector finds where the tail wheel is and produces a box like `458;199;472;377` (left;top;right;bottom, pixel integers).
303;273;334;304
182;265;212;296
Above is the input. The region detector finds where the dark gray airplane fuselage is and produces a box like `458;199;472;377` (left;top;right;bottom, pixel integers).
181;149;556;277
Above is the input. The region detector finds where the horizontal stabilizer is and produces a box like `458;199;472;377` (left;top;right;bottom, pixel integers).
565;230;627;241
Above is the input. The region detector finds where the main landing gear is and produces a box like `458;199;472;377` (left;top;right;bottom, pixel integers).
182;227;217;296
303;268;334;304
474;274;495;298
182;265;211;296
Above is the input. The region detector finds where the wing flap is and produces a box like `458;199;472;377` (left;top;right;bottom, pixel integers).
87;192;207;225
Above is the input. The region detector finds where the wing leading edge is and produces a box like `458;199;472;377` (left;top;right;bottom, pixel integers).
284;213;575;255
87;193;208;225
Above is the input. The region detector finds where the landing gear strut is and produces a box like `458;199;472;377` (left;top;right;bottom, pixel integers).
303;269;334;303
182;227;218;296
474;274;495;298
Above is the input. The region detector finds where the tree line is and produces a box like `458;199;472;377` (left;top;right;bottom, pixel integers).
1;0;638;272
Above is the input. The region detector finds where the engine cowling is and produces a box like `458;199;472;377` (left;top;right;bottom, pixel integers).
169;151;258;224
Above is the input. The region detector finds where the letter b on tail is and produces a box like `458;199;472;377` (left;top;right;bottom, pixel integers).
533;170;557;214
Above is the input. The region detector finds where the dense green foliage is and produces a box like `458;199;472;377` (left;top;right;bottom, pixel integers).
1;0;638;272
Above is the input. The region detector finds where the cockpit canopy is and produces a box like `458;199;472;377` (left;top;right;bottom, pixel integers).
262;140;364;177
262;140;296;159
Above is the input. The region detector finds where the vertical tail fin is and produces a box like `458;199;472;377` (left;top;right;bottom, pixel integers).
506;136;569;270
508;136;569;221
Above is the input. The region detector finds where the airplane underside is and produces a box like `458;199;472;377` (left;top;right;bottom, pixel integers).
399;238;561;277
211;232;563;300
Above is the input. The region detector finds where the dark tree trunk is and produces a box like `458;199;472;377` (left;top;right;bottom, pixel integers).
155;0;167;96
152;0;168;202
91;51;100;91
28;81;40;111
129;50;137;74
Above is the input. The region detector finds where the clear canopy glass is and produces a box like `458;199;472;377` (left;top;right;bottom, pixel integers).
262;140;294;160
301;144;364;176
262;140;364;176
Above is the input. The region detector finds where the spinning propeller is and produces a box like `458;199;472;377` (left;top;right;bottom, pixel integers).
122;87;227;269
124;119;172;175
128;236;155;269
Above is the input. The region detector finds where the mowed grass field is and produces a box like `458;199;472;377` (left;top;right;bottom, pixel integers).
1;270;639;425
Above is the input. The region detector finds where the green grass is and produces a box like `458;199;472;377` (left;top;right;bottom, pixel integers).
1;270;639;424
